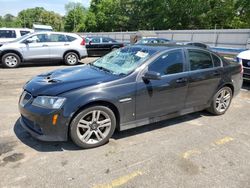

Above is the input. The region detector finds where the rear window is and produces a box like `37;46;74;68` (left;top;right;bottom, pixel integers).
50;34;67;42
0;30;16;38
102;37;116;43
66;35;77;42
188;50;213;70
212;54;222;67
20;30;31;36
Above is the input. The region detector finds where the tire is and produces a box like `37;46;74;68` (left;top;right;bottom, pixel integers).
64;52;79;66
1;53;21;68
207;87;233;115
70;106;116;149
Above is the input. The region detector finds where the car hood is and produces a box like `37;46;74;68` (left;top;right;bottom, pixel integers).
24;65;119;96
237;50;250;60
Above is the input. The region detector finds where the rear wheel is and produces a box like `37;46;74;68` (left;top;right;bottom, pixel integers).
2;53;21;68
64;52;79;66
111;47;119;51
70;106;116;149
207;87;232;115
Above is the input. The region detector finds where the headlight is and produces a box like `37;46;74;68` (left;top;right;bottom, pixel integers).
32;96;66;109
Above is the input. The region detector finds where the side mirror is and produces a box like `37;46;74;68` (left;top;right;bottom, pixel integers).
25;38;35;44
142;71;161;81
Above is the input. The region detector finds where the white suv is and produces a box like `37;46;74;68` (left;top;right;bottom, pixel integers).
0;28;33;46
0;31;87;68
237;50;250;81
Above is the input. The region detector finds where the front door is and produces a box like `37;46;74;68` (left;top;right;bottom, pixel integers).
136;49;189;120
21;34;50;60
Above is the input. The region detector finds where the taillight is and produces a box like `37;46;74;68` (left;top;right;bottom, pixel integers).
80;38;86;46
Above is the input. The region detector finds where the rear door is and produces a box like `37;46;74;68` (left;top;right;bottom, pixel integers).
48;34;68;59
101;37;117;54
185;49;222;108
136;49;189;120
21;34;50;60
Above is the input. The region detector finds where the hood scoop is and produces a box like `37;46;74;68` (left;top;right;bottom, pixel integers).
48;79;60;83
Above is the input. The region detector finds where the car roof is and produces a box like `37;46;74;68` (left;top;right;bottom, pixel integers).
0;28;33;31
142;37;169;40
29;31;80;37
133;43;213;53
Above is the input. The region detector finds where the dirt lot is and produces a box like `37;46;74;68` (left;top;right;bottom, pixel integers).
0;59;250;188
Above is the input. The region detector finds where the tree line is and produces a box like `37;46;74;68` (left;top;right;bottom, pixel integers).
0;0;250;32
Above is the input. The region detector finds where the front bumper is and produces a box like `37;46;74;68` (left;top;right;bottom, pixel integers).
19;102;69;142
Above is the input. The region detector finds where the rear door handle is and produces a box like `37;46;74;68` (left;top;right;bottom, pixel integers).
64;44;70;46
176;78;187;83
42;44;48;47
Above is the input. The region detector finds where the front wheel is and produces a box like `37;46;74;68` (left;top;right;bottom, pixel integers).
64;52;79;66
70;106;116;149
2;53;21;68
207;87;233;115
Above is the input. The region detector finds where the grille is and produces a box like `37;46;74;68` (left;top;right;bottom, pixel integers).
20;91;32;107
243;68;250;75
242;59;250;68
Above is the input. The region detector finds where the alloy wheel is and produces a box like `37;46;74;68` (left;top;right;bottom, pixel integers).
67;54;77;65
76;110;112;144
215;89;231;113
5;56;18;67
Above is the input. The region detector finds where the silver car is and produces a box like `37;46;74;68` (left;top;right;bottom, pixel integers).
0;31;87;68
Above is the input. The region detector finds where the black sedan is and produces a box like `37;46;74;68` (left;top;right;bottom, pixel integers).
85;36;124;56
19;45;243;148
178;41;211;49
136;37;173;44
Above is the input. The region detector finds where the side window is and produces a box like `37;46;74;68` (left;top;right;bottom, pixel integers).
212;54;222;67
188;50;213;71
0;30;16;38
91;37;101;43
50;34;67;42
20;31;30;36
102;37;115;43
66;35;76;42
148;50;184;75
27;34;49;43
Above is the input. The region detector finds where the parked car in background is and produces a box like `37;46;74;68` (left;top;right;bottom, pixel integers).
18;44;243;149
237;50;250;81
33;24;53;32
178;42;211;49
0;31;87;68
85;36;124;56
0;28;33;46
136;37;173;45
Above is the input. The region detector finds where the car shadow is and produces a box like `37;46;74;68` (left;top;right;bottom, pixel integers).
112;111;211;140
14;118;81;152
14;111;211;152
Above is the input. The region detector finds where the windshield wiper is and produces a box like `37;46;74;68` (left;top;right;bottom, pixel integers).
89;64;114;74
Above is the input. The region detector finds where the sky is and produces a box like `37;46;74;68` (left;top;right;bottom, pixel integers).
0;0;91;16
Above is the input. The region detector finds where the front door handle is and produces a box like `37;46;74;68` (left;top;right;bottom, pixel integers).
42;44;48;47
64;44;70;46
213;71;220;76
176;78;187;83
